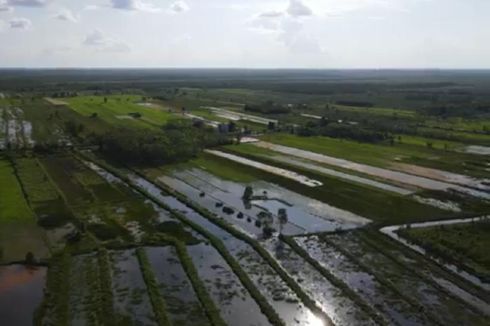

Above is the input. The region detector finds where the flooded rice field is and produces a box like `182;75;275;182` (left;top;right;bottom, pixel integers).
0;265;46;326
381;216;490;290
188;243;271;326
158;168;368;236
110;249;157;325
68;254;97;326
206;150;323;187
297;235;434;325
146;246;210;326
1;107;35;150
254;141;490;199
263;238;378;326
326;232;490;324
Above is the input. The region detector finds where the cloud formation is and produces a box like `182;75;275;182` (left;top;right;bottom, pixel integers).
83;29;131;52
169;1;189;14
9;17;31;29
287;0;313;18
0;0;12;12
8;0;48;7
110;0;159;12
54;9;78;22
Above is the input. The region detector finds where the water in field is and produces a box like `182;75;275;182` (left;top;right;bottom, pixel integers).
262;237;378;326
0;265;46;326
464;145;490;155
110;249;157;325
146;246;210;326
188;243;272;326
158;168;368;236
297;236;433;326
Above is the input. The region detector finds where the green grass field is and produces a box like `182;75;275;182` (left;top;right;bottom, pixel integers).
400;220;490;279
64;95;177;129
259;133;489;178
0;158;49;263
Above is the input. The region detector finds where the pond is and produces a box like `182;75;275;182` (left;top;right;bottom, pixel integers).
0;265;46;326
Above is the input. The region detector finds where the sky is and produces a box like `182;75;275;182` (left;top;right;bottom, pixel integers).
0;0;489;68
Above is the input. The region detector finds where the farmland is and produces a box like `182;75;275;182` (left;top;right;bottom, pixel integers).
0;69;489;326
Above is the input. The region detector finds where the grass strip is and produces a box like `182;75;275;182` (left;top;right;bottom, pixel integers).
280;234;388;326
136;247;173;326
96;247;116;326
35;250;71;326
174;241;227;326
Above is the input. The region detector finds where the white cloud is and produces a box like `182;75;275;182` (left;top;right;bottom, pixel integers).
259;11;283;18
110;0;159;12
9;17;31;29
0;0;13;12
83;29;131;52
169;1;189;14
54;9;78;22
7;0;49;7
287;0;313;17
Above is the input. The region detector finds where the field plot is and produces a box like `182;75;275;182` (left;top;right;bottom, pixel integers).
188;243;271;326
145;246;210;326
110;249;157;325
398;219;490;283
260;134;490;179
0;107;35;150
151;166;367;235
65;95;176;129
297;233;490;326
0;158;48;263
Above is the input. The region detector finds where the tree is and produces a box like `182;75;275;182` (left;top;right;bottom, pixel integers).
103;97;108;103
278;208;288;234
242;186;253;201
25;252;35;265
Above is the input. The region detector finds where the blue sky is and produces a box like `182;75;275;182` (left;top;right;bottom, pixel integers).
0;0;488;68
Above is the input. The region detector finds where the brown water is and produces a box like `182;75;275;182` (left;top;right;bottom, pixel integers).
0;265;46;326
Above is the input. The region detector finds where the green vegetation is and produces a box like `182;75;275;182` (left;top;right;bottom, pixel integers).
65;95;175;129
0;157;48;263
399;220;490;282
259;133;489;178
136;248;173;326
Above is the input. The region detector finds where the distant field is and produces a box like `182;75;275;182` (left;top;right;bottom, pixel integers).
259;133;489;178
0;158;48;263
331;104;416;118
64;95;177;129
399;220;490;280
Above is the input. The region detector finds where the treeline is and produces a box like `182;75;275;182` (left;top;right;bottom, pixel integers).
244;101;291;114
419;104;490;118
295;119;391;143
335;100;373;107
97;120;231;165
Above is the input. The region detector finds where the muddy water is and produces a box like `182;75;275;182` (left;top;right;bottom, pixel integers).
328;233;490;323
146;246;210;326
381;216;490;290
188;243;272;326
297;236;433;326
0;265;46;326
110;249;158;325
262;238;378;326
254;141;490;199
464;145;490;155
